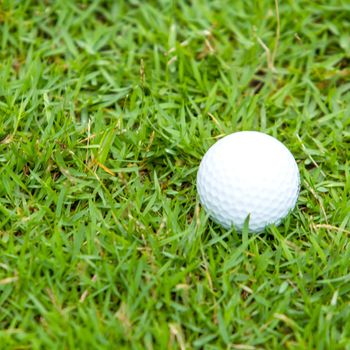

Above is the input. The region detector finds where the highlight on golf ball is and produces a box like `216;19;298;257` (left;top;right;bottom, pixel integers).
196;131;300;232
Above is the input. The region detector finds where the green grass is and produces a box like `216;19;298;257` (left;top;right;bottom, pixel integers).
1;0;350;349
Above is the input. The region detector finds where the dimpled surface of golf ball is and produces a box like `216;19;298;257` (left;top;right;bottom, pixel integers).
197;131;300;232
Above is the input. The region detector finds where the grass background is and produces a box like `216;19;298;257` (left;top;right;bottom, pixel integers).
1;0;350;349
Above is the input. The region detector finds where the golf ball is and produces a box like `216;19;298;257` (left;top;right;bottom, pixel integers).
197;131;300;232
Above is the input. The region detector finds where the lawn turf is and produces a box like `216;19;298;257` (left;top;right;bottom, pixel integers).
1;0;350;349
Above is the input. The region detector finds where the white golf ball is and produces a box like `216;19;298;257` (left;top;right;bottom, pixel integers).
197;131;300;232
